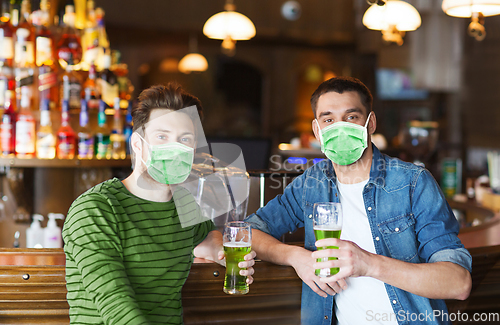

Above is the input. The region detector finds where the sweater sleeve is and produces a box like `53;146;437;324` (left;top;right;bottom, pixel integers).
63;193;150;325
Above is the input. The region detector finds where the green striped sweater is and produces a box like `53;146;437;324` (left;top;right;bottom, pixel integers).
63;178;216;325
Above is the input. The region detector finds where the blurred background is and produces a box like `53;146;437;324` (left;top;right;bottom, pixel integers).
98;0;498;177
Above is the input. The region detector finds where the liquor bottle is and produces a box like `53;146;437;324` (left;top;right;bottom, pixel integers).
124;101;133;155
56;99;76;159
1;88;16;157
15;0;35;66
97;53;118;107
0;68;14;111
83;61;99;109
14;0;36;109
0;0;15;70
10;0;21;27
112;50;132;101
94;99;110;159
60;55;82;110
57;4;82;66
78;99;93;159
36;99;56;159
82;0;99;66
34;0;58;110
110;97;126;159
95;7;109;70
15;86;35;158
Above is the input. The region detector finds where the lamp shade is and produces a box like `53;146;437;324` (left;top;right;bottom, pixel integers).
363;0;421;31
203;11;256;40
442;0;500;17
178;53;208;73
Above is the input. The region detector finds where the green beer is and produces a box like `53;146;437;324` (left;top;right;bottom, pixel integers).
314;226;342;277
223;242;252;295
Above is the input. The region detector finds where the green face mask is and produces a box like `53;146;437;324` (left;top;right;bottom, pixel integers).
139;135;195;185
316;112;372;166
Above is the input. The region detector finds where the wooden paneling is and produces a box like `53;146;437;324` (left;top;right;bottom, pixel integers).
182;260;302;325
0;265;69;324
445;245;500;325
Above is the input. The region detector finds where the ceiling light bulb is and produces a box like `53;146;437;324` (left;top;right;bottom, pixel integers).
382;27;405;45
221;36;236;56
468;12;487;40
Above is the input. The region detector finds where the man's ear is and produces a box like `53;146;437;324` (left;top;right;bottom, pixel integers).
368;111;377;135
312;119;321;143
131;132;143;156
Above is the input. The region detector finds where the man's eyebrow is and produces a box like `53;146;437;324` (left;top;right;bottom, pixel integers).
319;110;333;118
345;107;364;114
151;128;172;133
318;107;364;118
151;128;195;136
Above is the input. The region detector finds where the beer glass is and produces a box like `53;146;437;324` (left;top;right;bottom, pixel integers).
223;221;252;294
313;202;343;277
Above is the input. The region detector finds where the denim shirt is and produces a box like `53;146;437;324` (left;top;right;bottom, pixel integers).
244;146;472;325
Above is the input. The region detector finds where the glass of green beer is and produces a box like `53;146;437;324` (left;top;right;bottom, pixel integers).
223;221;252;295
313;202;343;277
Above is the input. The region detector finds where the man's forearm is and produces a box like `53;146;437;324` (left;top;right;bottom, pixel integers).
315;238;471;300
369;254;472;300
251;229;304;266
193;230;223;265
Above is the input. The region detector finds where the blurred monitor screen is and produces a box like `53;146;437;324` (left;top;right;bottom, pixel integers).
207;137;272;171
376;68;429;100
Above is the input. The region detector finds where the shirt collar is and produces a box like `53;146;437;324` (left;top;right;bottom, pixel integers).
321;144;386;188
368;145;387;188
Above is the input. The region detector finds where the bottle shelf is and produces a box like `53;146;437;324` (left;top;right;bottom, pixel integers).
0;157;132;168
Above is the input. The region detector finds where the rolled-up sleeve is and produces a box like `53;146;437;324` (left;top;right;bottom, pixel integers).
245;213;272;234
429;248;472;272
244;173;306;240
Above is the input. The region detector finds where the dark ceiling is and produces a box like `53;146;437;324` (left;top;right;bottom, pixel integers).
96;0;357;46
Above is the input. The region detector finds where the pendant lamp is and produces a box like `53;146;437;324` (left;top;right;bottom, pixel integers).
362;0;421;46
442;0;500;17
442;0;500;41
203;0;256;56
178;36;208;74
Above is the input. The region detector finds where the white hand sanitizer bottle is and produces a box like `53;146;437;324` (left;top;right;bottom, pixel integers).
26;214;45;248
44;213;64;248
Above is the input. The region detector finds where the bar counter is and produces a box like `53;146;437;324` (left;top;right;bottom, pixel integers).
0;250;302;325
1;202;499;324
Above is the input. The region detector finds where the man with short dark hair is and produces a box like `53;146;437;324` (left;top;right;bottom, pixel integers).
63;83;256;325
245;77;472;324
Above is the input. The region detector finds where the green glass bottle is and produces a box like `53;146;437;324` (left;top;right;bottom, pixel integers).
94;100;110;159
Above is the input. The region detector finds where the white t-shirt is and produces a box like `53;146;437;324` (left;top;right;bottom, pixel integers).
334;179;398;325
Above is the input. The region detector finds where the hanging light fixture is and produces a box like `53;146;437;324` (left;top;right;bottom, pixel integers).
362;0;421;46
203;0;256;56
442;0;500;41
178;35;208;74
